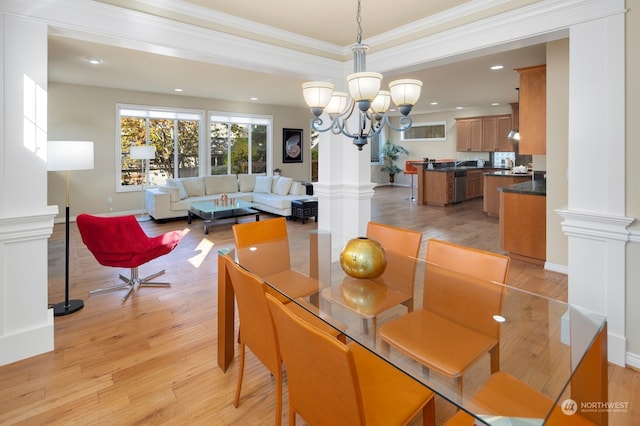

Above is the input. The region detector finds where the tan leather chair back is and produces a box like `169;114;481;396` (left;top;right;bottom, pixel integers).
423;263;504;340
222;254;281;376
426;239;510;284
265;293;366;426
232;217;291;277
366;222;422;293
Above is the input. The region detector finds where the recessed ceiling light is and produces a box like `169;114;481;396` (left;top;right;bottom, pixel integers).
430;102;438;105
250;97;258;101
456;106;464;110
491;65;504;70
491;102;499;106
88;58;102;65
174;88;183;92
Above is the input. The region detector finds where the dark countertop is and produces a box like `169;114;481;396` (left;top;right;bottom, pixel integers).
423;166;509;173
499;179;546;196
484;170;532;177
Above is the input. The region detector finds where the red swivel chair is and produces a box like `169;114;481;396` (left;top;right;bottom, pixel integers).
76;214;183;302
405;160;418;202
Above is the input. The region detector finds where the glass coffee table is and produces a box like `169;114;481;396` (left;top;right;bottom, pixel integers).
188;199;259;234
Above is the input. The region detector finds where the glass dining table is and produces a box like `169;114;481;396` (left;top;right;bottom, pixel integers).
217;230;608;425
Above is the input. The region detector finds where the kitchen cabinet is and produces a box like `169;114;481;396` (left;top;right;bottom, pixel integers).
483;173;532;217
516;64;546;154
455;118;482;152
424;171;454;206
465;170;483;199
457;115;513;152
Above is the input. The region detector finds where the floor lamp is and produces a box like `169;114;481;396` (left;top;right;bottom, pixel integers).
130;145;156;222
47;141;94;316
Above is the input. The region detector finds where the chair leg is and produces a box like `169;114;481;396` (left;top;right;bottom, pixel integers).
275;368;283;426
490;344;500;374
234;342;246;408
88;267;171;302
288;408;296;426
422;396;436;426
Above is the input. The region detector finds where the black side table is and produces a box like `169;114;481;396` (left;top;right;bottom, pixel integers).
290;198;318;224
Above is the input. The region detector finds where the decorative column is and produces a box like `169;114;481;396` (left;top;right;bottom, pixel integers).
0;13;58;366
315;116;375;260
558;12;633;367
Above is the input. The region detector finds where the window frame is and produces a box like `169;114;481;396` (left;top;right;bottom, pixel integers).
116;103;205;192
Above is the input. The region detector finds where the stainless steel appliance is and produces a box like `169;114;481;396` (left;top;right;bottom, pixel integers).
454;171;467;203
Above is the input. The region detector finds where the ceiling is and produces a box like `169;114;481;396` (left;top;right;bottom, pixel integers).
47;0;549;114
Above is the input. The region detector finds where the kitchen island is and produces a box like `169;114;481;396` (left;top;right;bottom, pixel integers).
482;170;533;217
499;179;547;265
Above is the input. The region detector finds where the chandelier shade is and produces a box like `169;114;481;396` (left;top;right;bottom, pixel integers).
301;0;422;150
371;90;391;114
389;79;423;107
326;92;349;115
302;81;334;109
347;72;383;102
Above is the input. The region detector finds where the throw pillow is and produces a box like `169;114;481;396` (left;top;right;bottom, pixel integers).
181;177;205;197
271;176;281;193
238;174;256;192
254;176;272;193
289;181;303;195
274;177;293;195
167;179;188;200
158;186;180;202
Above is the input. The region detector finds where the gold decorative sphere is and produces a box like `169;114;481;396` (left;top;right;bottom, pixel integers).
340;237;387;279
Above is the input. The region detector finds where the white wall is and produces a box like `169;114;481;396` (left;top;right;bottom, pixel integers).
47;83;312;219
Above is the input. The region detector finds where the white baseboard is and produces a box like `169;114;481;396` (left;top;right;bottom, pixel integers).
544;262;568;274
626;351;640;370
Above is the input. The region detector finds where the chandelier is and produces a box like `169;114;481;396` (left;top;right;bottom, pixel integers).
301;0;423;150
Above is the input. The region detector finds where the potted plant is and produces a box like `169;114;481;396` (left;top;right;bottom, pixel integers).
380;140;409;184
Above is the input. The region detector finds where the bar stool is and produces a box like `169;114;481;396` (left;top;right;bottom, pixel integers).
405;160;418;202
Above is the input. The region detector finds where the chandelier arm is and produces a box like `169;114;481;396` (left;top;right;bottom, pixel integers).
380;114;413;132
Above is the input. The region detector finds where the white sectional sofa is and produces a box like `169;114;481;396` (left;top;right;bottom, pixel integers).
145;174;312;221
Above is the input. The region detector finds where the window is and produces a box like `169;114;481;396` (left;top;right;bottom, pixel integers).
401;121;447;141
117;105;203;191
209;113;272;175
117;107;272;191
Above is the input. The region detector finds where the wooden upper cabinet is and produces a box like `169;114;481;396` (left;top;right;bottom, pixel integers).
458;115;513;152
497;115;514;152
456;118;482;152
516;65;546;154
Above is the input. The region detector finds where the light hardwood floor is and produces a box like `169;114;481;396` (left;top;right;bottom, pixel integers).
1;186;637;425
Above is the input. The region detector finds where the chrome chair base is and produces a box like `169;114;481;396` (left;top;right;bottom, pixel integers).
89;267;171;302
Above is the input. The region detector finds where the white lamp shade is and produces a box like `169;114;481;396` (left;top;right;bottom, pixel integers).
370;90;391;113
302;81;334;108
325;92;349;115
347;72;382;102
47;141;94;171
130;145;156;160
389;79;423;106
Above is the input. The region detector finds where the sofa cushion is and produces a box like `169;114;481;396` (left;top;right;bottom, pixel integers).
167;179;189;200
274;177;293;195
238;174;256;192
254;176;273;193
252;193;306;211
205;175;238;195
180;177;206;197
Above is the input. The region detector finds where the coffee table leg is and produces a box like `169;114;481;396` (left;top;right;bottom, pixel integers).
255;213;260;222
187;211;193;224
204;219;211;235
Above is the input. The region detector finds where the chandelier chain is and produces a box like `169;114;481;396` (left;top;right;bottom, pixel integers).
356;0;362;44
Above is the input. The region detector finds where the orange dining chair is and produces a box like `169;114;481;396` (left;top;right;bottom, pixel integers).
221;253;344;426
405;160;419;202
232;217;318;303
76;213;183;302
265;292;436;426
321;221;422;346
378;239;510;399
